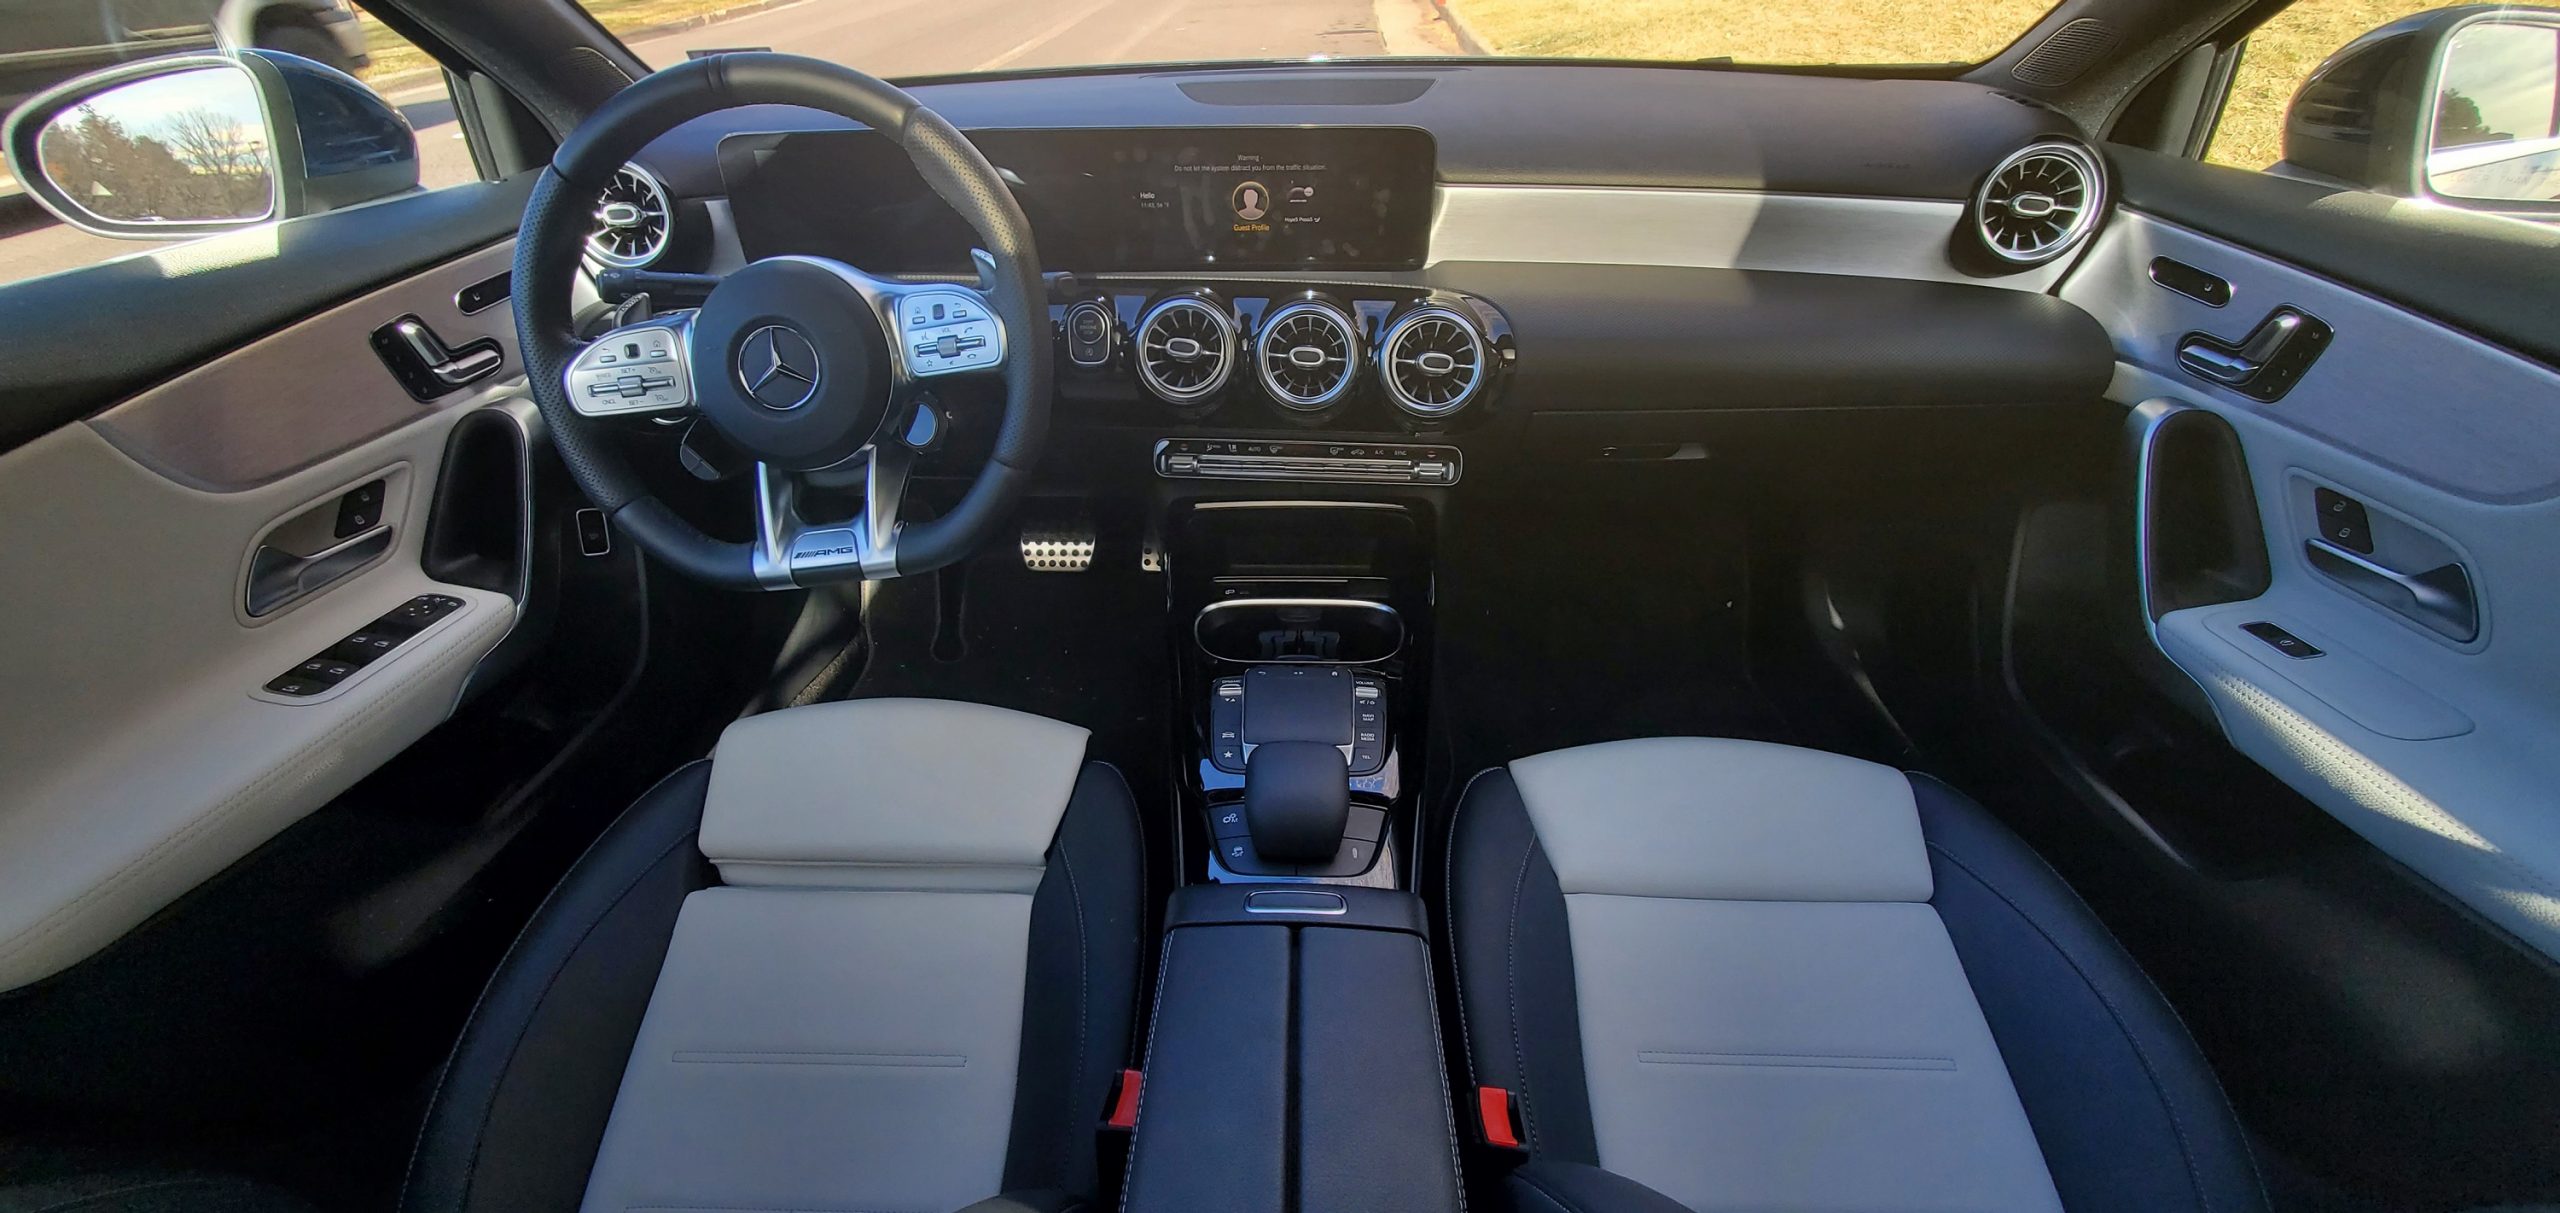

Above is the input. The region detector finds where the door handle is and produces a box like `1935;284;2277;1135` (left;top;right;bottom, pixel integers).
2304;538;2478;643
393;318;503;386
247;526;393;617
372;315;504;401
2179;311;2298;385
2176;307;2332;402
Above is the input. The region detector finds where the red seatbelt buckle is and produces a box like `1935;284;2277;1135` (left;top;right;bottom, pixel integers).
1476;1086;1525;1151
1104;1068;1143;1131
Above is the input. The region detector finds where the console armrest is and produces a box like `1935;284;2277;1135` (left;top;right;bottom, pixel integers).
1123;889;1461;1213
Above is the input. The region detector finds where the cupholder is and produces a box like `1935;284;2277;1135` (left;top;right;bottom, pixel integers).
1194;598;1403;664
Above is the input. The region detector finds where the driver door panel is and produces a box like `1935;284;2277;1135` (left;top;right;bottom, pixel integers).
0;242;529;993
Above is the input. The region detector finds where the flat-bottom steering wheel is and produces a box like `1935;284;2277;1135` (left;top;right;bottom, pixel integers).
513;53;1050;589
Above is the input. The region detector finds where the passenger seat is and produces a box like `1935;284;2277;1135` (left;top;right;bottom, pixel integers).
1445;738;2266;1213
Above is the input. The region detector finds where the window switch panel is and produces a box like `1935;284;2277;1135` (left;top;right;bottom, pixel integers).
266;595;468;702
2313;488;2373;554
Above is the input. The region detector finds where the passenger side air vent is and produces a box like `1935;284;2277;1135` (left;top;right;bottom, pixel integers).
1971;140;2105;268
1255;300;1360;410
1378;305;1486;418
1136;295;1237;404
585;163;672;270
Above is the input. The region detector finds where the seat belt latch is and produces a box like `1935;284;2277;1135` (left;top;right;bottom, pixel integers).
1105;1068;1143;1131
1477;1086;1525;1151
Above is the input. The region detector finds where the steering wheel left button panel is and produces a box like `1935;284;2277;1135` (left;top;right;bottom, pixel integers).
567;313;697;417
896;289;1005;376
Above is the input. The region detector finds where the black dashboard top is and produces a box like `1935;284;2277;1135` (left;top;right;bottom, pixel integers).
636;61;2073;202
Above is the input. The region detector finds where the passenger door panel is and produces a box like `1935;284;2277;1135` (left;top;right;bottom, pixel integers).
2059;191;2560;963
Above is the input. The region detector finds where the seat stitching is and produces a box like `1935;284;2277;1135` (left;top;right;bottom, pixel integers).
1928;838;2219;1212
1443;767;1498;1101
1504;834;1543;1153
398;759;706;1213
1410;933;1471;1213
1117;930;1177;1212
1510;1169;1595;1213
27;1177;237;1213
1055;839;1092;1188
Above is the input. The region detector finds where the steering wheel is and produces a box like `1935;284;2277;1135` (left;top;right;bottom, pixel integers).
513;53;1050;589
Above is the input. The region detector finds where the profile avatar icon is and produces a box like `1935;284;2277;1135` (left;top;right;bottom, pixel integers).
1232;180;1269;221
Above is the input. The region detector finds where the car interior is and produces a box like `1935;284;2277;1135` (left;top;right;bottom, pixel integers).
1;0;2557;1210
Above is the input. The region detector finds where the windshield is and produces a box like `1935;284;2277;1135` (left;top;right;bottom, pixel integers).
589;0;2065;77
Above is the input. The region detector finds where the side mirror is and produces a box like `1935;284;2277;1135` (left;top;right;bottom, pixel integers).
2277;4;2560;218
1;49;420;241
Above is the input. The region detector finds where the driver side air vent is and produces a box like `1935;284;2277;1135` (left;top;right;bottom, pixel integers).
1971;140;2106;268
1255;300;1360;410
1136;295;1237;404
1378;305;1487;418
585;163;672;270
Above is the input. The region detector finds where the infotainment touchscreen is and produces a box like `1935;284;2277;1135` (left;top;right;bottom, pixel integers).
720;126;1434;273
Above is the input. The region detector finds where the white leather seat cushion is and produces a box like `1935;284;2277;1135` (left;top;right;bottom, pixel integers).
579;887;1033;1213
1509;738;2064;1213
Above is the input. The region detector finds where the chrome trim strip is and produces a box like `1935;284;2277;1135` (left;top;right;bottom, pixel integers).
1426;184;2075;290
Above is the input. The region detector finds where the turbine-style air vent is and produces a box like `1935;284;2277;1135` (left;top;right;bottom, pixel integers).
1255;300;1360;410
1972;140;2105;267
586;163;672;269
1136;295;1237;404
1378;305;1487;418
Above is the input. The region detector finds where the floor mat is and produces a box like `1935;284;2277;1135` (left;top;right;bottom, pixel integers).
843;526;1173;815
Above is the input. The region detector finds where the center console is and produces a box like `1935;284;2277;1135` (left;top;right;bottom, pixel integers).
1164;501;1429;886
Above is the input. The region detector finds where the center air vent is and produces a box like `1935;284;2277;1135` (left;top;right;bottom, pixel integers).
586;163;671;269
1972;140;2105;267
1136;295;1237;404
1255;300;1360;410
1378;305;1487;418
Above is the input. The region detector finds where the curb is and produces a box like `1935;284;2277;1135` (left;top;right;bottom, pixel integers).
1429;0;1494;56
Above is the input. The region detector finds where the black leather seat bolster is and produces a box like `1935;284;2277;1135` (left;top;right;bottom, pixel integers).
1503;1159;1692;1213
1912;773;2269;1213
399;760;718;1213
1002;762;1148;1198
1444;769;1599;1165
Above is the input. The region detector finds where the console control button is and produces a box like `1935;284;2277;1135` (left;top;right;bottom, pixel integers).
1346;806;1387;843
1304;835;1380;878
1209;802;1253;839
1215;835;1292;876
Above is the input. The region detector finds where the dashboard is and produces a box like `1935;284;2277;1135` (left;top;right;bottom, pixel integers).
602;63;2124;481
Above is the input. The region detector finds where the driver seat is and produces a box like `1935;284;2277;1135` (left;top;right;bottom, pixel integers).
399;699;1145;1213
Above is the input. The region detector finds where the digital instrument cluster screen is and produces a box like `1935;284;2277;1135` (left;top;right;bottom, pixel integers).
720;126;1435;273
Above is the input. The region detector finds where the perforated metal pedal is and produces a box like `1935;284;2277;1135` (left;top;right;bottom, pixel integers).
1020;518;1095;573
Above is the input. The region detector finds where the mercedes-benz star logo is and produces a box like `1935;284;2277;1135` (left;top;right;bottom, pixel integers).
737;324;821;410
